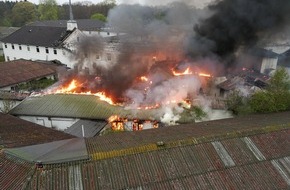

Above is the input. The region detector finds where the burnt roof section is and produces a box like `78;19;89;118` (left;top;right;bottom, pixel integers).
9;94;162;121
29;19;105;31
218;77;244;91
0;59;58;88
0;113;74;149
218;68;270;91
1;25;72;47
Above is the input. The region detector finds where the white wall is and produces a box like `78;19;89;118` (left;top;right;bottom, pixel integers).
3;43;76;68
2;29;122;70
19;115;79;130
260;57;278;74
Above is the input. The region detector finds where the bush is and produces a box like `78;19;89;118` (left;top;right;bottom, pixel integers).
0;55;5;62
226;90;253;115
249;68;290;113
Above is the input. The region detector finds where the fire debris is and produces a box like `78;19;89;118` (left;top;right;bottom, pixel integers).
46;1;290;127
107;115;159;131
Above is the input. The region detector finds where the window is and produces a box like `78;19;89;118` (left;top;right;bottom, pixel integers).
19;45;22;50
53;49;57;55
4;44;7;48
45;47;49;54
107;32;110;35
27;45;30;51
36;46;40;52
12;44;14;49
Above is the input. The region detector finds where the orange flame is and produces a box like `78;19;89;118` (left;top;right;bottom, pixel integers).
172;67;193;76
56;79;78;93
137;103;160;110
108;115;119;123
140;76;149;82
199;73;211;77
95;92;114;105
55;79;115;105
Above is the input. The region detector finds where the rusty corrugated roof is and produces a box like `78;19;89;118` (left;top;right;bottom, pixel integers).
0;113;74;149
0;59;58;88
1;111;290;189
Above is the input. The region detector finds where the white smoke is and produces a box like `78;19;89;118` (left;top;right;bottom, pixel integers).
125;75;201;107
160;105;183;125
117;0;214;8
194;96;233;122
125;74;201;125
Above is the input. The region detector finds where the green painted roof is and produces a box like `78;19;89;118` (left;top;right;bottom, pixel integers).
10;94;162;121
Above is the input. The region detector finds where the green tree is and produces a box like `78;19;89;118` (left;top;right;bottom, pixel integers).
250;68;290;113
38;0;59;20
226;90;252;115
91;13;106;22
0;1;15;26
11;2;37;26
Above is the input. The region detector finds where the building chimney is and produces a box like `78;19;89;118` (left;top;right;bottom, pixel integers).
67;0;77;31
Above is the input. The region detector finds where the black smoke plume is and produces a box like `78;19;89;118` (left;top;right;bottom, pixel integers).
190;0;290;58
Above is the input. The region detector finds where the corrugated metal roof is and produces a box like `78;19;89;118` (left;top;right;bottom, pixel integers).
0;59;58;88
9;94;162;120
5;138;88;164
1;153;34;190
1;111;290;189
0;113;74;148
64;119;106;137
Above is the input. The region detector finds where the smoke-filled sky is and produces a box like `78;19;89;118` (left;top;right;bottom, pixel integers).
52;0;290;123
70;0;290;102
25;0;214;7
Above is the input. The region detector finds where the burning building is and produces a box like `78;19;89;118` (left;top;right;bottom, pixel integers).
17;0;289;130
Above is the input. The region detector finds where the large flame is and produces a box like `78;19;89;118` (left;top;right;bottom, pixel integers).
172;67;193;76
55;79;115;105
199;73;211;77
172;67;212;78
140;76;149;82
